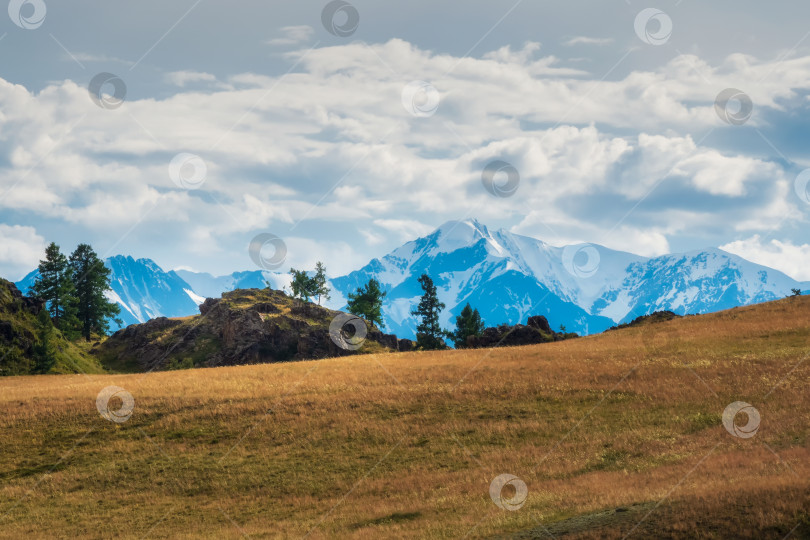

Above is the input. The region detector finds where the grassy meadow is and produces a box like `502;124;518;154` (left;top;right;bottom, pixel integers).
1;297;809;538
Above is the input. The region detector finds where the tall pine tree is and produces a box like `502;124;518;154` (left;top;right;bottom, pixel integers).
410;274;448;350
69;244;121;341
31;242;78;334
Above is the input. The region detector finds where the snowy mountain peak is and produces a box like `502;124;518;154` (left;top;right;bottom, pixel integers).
426;219;491;254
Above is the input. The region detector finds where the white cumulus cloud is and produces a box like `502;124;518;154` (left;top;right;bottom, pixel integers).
721;236;810;281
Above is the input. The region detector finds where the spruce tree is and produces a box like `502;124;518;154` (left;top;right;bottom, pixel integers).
451;303;485;348
347;278;386;329
32;309;57;373
410;274;448;350
31;242;78;334
69;244;121;340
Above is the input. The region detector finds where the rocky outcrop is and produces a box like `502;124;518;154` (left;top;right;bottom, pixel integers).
95;288;408;372
527;315;552;333
0;280;46;375
0;281;41;356
465;315;575;349
1;281;45;317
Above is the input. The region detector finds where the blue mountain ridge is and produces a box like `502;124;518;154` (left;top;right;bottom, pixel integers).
14;220;810;339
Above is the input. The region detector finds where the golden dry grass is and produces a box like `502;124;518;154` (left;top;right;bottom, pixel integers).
1;298;809;539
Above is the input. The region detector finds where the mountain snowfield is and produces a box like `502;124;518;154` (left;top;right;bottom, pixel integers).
15;220;809;337
329;220;810;337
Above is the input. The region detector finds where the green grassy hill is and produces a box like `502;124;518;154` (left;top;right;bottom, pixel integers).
0;278;104;376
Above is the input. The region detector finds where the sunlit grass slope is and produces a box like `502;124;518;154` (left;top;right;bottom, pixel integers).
1;297;808;538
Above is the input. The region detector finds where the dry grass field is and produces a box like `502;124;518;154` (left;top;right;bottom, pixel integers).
1;297;809;539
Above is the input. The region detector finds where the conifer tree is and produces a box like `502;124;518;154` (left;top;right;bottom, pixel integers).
451;303;485;348
313;262;330;305
32;309;57;373
31;242;78;334
289;268;313;302
410;274;448;350
347;278;386;329
69;244;121;340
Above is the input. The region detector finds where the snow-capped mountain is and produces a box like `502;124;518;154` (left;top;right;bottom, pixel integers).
16;255;204;328
330;220;810;337
174;269;288;299
14;220;809;338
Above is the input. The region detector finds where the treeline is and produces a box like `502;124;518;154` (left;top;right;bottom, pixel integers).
285;264;485;350
409;274;485;350
32;242;121;342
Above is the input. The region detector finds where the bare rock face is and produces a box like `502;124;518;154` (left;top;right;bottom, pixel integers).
527;315;552;334
95;288;406;372
198;298;220;316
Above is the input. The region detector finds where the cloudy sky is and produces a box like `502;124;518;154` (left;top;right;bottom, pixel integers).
1;0;810;281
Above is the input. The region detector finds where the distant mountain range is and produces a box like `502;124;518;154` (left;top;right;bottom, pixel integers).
15;220;809;338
